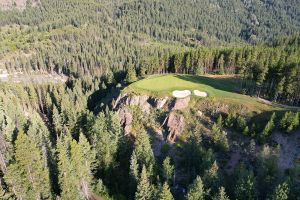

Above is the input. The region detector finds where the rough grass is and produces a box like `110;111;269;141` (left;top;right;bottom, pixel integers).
125;74;279;112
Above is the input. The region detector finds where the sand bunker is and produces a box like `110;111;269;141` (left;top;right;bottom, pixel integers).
193;90;208;97
172;90;191;98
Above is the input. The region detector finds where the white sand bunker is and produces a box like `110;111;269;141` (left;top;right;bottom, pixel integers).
172;90;191;98
193;90;208;97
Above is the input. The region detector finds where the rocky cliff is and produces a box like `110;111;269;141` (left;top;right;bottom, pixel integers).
113;93;191;143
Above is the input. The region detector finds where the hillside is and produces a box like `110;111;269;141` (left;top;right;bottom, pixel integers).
0;0;299;78
0;0;40;10
0;0;300;199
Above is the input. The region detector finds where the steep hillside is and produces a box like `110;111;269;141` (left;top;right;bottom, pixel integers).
0;0;40;10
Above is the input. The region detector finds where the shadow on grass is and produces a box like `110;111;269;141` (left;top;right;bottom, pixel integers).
174;74;240;93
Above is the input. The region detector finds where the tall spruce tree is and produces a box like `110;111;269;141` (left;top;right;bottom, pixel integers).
5;131;52;199
186;176;206;200
270;182;289;200
135;165;153;200
158;182;174;200
162;156;174;185
213;187;230;200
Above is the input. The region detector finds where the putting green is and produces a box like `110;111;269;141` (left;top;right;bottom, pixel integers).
125;74;277;111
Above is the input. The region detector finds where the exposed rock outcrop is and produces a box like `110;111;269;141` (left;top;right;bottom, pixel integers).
118;107;133;135
113;94;152;113
114;93;189;143
170;97;190;110
167;112;185;143
152;97;169;109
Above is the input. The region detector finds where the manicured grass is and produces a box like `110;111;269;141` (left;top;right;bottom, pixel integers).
125;74;278;111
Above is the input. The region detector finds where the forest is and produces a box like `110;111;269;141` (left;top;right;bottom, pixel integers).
0;0;300;199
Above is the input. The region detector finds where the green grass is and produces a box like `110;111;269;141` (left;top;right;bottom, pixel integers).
125;74;279;112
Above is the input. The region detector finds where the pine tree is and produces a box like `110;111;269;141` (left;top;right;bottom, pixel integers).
236;115;247;132
70;133;96;199
57;135;78;199
125;64;137;83
213;187;230;200
218;54;225;75
129;151;139;197
186;176;205;200
234;169;256;200
91;112;120;171
94;179;111;199
287;112;299;133
135;165;153;200
158;182;174;200
162;157;174;184
261;112;276;140
225;112;236;128
5;131;52;199
204;160;220;193
134;130;155;173
270;182;289;200
52;105;62;135
217;114;223;128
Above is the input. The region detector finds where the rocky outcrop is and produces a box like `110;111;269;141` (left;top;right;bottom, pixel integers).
152;97;169;109
118;107;133;135
170;97;190;110
113;94;152;113
114;93;189;143
167;112;185;143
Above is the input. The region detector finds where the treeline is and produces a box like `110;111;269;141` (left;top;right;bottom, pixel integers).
1;0;299;44
2;28;299;106
139;41;300;106
0;0;300;78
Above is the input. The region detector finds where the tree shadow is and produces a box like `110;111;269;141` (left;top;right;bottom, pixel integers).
174;74;240;93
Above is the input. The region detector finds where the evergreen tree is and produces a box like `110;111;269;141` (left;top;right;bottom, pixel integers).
57;135;78;199
213;187;230;200
158;182;174;200
135;165;153;200
162;156;174;184
125;64;137;83
270;182;289;200
225;112;236;128
218;54;225;75
70;133;96;199
217;114;223;128
186;176;206;200
234;168;256;200
129;151;139;197
261;112;276;140
134;130;155;173
5;131;52;199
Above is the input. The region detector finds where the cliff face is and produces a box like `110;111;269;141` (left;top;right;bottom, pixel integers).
0;0;40;11
113;93;190;143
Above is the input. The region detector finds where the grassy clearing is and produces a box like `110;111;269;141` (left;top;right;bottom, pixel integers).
125;74;279;112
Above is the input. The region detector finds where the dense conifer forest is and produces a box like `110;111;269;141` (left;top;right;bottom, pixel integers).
0;0;300;199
